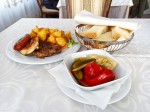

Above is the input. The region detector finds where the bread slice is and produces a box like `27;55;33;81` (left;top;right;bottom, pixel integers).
82;25;108;39
112;26;131;40
96;31;116;42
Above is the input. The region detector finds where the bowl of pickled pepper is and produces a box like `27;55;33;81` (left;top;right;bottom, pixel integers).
63;49;131;91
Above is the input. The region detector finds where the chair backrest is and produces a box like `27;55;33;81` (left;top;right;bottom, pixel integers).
37;0;43;6
36;0;43;14
65;0;112;18
37;0;43;5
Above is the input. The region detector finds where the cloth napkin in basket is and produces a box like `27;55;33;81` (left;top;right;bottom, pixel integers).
48;63;126;110
74;10;140;31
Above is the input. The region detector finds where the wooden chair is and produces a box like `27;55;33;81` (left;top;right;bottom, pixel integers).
36;0;59;18
65;0;112;18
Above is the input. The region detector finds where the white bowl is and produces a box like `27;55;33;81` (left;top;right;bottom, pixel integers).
63;49;131;91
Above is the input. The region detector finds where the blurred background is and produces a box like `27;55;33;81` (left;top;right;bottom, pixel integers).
0;0;149;32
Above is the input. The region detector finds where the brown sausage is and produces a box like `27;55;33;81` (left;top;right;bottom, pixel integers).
14;34;31;50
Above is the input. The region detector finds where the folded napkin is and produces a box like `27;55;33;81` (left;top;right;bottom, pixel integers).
75;83;121;109
74;10;140;31
48;63;126;110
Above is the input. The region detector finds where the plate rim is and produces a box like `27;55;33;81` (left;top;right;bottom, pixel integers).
57;76;131;105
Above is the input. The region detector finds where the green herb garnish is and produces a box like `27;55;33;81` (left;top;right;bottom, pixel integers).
68;39;78;48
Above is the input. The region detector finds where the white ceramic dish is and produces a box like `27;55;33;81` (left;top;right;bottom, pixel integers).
6;35;80;65
63;49;131;91
57;76;131;105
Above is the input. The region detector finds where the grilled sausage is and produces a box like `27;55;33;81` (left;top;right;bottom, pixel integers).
14;34;31;50
20;36;39;55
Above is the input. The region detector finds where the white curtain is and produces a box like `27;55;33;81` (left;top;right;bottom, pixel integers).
0;0;41;32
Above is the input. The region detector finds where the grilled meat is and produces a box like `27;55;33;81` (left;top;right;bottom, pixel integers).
32;40;62;58
14;34;31;50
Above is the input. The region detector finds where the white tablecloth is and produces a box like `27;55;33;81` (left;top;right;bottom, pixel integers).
111;0;133;6
0;18;150;112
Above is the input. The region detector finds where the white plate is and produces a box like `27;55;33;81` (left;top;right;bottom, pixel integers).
6;35;80;65
57;77;131;105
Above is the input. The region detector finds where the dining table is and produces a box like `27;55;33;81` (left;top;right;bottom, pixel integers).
0;18;150;112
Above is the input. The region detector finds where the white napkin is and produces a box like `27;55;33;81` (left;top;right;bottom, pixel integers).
74;10;140;31
48;63;77;89
76;83;121;109
48;63;124;110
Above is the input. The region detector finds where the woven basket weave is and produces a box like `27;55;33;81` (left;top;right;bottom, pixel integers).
75;24;134;52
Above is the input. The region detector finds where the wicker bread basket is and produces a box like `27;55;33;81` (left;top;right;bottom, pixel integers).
75;24;134;52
